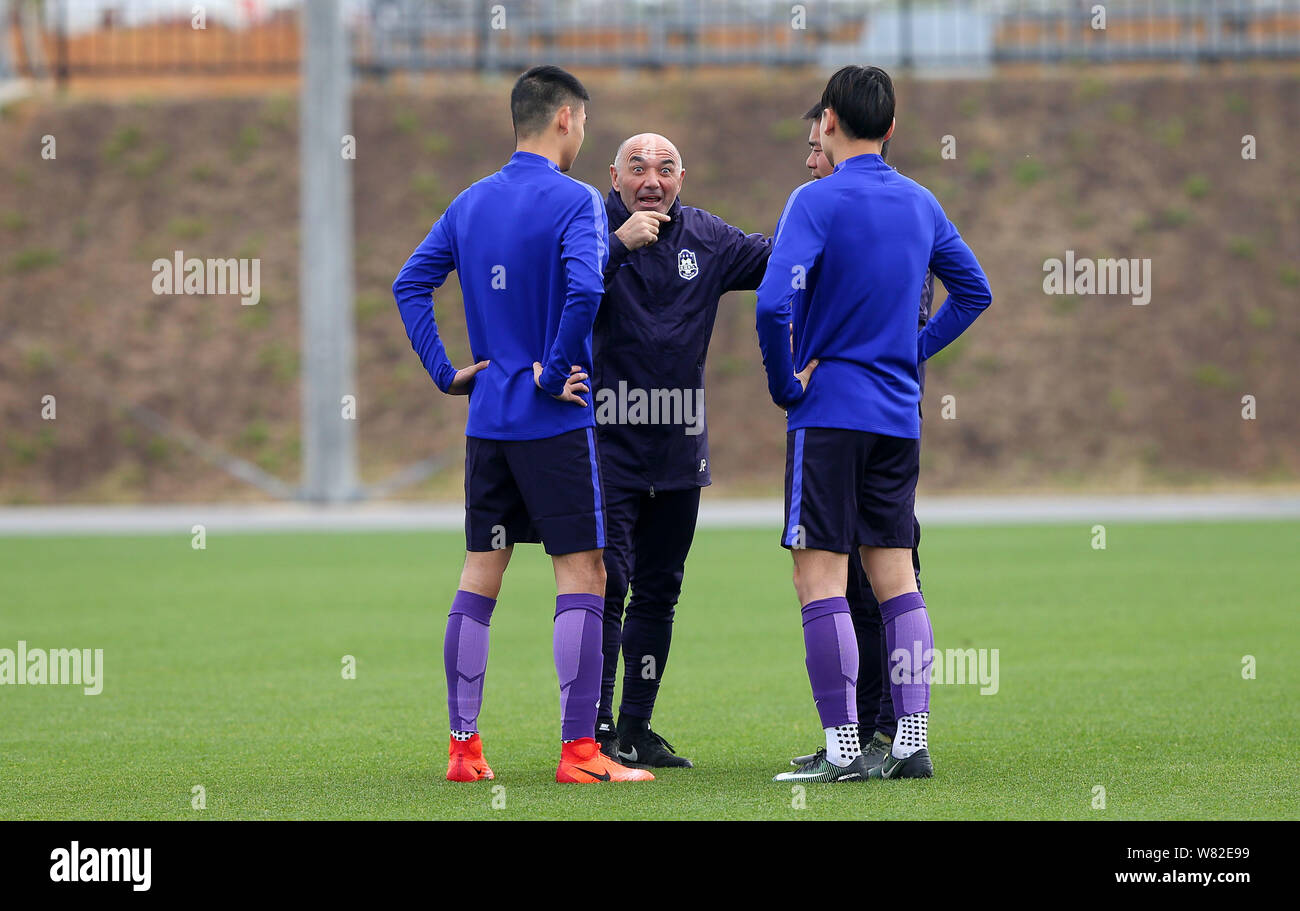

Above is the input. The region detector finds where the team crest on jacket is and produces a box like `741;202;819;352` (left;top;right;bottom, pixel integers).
677;248;699;281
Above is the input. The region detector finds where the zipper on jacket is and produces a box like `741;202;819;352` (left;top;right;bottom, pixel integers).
648;485;655;498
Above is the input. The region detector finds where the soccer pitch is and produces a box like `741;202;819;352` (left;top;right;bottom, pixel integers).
2;520;1296;820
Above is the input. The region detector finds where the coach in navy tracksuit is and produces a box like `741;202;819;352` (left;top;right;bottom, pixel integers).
592;133;770;768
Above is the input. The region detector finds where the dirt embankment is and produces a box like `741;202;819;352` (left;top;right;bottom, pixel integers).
0;71;1297;502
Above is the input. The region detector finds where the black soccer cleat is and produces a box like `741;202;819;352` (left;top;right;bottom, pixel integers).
614;716;694;769
860;731;893;772
867;748;934;780
791;727;891;768
773;748;871;783
595;720;619;759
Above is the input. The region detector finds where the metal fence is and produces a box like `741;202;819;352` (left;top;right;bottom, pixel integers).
359;0;1300;72
4;0;1300;81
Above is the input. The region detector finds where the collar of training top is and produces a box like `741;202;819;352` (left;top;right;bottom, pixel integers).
508;150;561;170
832;152;887;174
605;187;684;238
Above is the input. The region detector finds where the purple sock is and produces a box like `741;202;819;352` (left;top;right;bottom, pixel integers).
880;592;932;716
554;593;604;742
444;590;496;732
801;597;859;728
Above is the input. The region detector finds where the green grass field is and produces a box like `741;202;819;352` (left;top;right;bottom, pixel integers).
1;520;1297;820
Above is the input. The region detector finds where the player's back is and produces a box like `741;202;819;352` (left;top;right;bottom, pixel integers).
788;154;937;439
443;151;607;440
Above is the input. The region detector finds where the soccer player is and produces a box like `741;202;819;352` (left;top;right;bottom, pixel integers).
592;133;771;768
392;65;653;785
756;66;991;782
788;104;933;770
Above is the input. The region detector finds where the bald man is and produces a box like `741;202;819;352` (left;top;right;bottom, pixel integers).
593;133;771;768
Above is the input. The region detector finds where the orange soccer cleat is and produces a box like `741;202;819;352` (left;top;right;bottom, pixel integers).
556;737;655;783
446;733;495;782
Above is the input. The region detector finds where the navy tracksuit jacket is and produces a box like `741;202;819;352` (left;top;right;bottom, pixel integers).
593;190;770;493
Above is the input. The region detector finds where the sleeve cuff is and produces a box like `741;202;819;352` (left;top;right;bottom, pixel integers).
539;364;567;397
434;363;457;394
604;232;629;273
771;376;804;408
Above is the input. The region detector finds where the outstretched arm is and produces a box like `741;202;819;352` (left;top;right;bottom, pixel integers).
719;220;772;293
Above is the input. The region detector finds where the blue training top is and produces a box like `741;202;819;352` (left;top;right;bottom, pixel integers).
755;152;991;439
393;150;609;440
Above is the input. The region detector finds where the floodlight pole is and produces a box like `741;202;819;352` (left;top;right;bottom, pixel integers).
300;0;359;502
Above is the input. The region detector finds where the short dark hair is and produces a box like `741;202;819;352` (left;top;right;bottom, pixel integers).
510;65;590;139
807;97;891;161
818;65;894;142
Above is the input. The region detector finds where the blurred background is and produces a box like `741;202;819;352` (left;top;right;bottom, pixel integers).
1;0;1297;507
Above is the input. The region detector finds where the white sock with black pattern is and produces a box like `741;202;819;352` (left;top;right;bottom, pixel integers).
824;724;861;766
892;712;928;759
